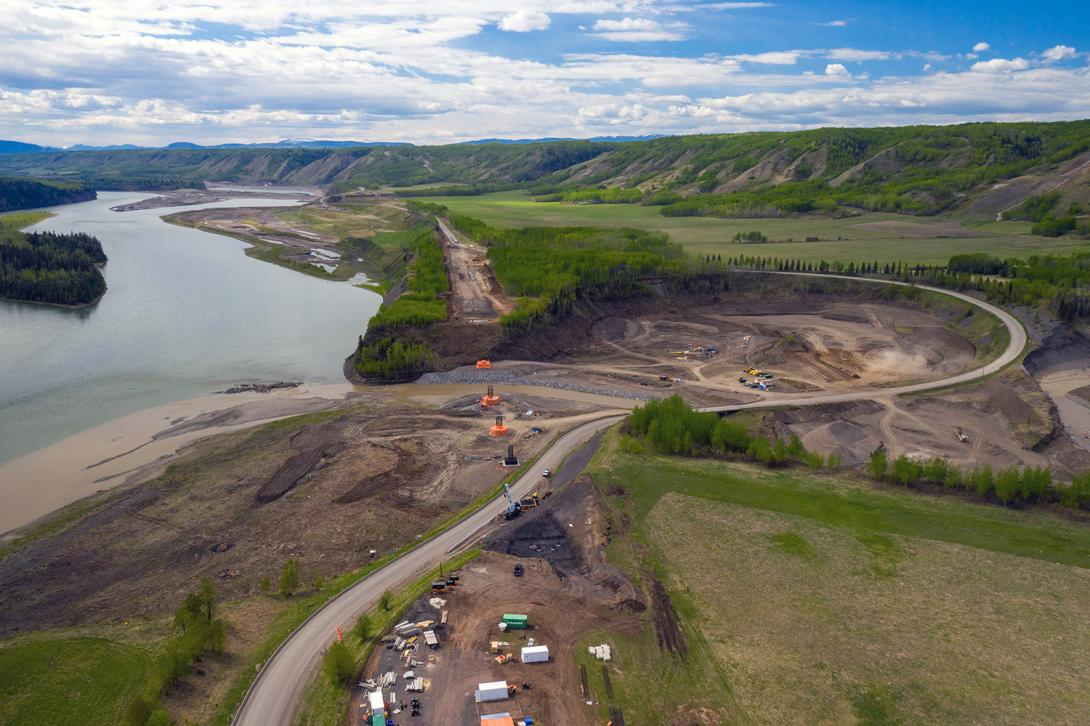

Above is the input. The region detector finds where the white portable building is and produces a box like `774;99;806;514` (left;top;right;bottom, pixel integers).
476;680;509;702
520;645;550;663
367;689;384;711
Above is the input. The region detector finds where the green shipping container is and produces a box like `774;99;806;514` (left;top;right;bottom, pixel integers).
372;716;385;726
502;613;528;623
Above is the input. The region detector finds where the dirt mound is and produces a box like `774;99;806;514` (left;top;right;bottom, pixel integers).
650;577;687;657
333;440;438;504
255;445;342;502
484;474;646;612
1026;324;1090;376
800;420;881;466
592;317;639;341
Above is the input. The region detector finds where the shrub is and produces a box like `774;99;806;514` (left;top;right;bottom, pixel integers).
733;230;769;244
323;640;357;687
354;613;373;642
867;450;888;479
279;558;300;597
1062;474;1090;509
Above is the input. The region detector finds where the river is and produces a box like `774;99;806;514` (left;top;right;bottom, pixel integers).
0;192;381;465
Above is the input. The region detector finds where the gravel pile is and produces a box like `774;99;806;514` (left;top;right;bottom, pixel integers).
416;369;655;401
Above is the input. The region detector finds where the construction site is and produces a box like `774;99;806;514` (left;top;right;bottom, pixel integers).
353;471;642;726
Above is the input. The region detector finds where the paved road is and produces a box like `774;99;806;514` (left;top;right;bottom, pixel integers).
234;414;625;726
236;273;1025;725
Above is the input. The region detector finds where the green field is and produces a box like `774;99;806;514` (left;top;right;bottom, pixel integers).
415;191;1090;264
0;636;152;726
0;210;51;233
584;433;1090;724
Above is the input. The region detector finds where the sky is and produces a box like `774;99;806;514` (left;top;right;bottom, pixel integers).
2;0;1089;147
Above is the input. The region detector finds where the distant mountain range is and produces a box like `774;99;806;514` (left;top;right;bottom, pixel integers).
0;135;664;155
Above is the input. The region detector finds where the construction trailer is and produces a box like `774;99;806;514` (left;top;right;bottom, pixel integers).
521;645;550;663
476;680;510;702
502;613;529;629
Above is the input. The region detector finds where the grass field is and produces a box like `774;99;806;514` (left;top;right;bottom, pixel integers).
0;210;51;234
0;636;152;726
273;199;409;241
415;191;1090;264
585;433;1090;724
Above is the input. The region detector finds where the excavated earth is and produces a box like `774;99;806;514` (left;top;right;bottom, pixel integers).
0;393;597;635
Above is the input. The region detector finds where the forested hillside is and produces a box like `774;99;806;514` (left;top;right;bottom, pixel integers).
0;142;609;193
0;178;95;213
4;121;1089;220
0;217;108;306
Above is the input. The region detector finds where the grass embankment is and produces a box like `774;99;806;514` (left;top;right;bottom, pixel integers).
0;635;154;726
416;191;1090;264
583;430;1090;724
0;210;52;232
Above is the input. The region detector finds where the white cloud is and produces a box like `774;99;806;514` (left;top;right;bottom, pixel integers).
826;48;893;61
731;51;801;65
498;10;550;32
972;41;990;52
590;17;689;42
2;0;1090;146
971;57;1029;73
816;19;848;27
1042;45;1077;62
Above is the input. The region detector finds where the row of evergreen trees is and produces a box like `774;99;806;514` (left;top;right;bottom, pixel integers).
1;227;108;305
718;251;1090;322
0;177;95;213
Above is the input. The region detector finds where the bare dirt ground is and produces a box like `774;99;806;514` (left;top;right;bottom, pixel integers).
761;363;1090;478
480;299;978;407
110;186;315;212
436;218;514;322
168;196;411;281
0;389;615;636
353;476;646;726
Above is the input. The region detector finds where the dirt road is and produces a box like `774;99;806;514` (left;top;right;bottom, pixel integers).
236;272;1026;726
697;273;1026;414
436;217;513;320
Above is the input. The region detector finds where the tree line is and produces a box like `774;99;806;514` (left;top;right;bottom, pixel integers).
627;396;1090;514
628;395;839;470
868;449;1090;510
125;579;227;726
720;250;1090;322
1;226;108;306
365;226;448;331
0;177;95;213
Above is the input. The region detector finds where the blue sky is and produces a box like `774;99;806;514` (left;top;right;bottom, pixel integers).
2;0;1088;146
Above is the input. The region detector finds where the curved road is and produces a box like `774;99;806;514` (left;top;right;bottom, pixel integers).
235;273;1025;726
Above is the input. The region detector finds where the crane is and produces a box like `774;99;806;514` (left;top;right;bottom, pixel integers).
501;483;522;520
